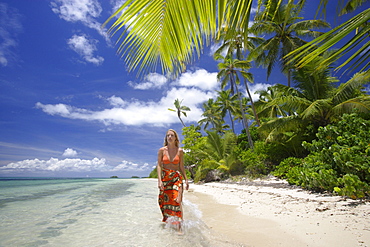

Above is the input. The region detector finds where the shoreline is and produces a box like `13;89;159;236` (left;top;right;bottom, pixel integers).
185;178;370;247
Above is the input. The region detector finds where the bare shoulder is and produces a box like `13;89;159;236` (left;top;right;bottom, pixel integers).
158;146;166;153
179;148;184;154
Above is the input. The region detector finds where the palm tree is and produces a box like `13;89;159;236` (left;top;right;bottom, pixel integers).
214;31;261;127
194;130;239;182
249;0;330;87
198;98;224;132
254;84;292;119
214;29;263;61
257;60;370;155
215;89;239;133
287;1;369;77
216;54;254;148
168;98;190;127
258;56;370;158
103;0;291;78
233;97;255;126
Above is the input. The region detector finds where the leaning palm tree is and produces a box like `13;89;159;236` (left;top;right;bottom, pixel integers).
249;0;330;87
168;98;190;127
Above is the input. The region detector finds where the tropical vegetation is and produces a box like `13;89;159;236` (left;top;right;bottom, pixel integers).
105;0;370;199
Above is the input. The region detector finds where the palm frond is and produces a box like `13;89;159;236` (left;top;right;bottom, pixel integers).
332;71;370;104
104;0;217;77
287;8;370;74
300;99;331;120
258;115;302;142
330;96;370;118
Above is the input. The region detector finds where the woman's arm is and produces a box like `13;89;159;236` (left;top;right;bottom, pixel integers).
178;149;189;190
157;148;164;190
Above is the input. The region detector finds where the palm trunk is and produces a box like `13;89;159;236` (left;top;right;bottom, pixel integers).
230;75;254;149
178;115;186;127
228;110;236;134
243;78;260;126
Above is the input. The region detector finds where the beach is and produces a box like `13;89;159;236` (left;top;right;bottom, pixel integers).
1;177;368;246
185;177;370;247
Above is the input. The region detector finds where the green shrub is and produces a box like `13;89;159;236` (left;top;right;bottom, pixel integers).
193;159;220;183
334;174;370;199
284;113;370;198
148;167;158;178
238;142;268;178
272;157;303;179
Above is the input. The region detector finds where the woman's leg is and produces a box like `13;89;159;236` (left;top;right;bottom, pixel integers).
175;183;183;204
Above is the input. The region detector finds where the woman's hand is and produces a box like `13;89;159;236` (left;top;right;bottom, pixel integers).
185;180;189;190
158;180;164;191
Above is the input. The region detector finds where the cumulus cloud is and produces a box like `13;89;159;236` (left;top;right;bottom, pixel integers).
35;66;270;128
36;68;219;126
174;69;218;90
0;3;22;66
128;73;168;90
36;86;214;126
67;34;104;65
62;148;78;157
0;157;108;172
0;157;151;174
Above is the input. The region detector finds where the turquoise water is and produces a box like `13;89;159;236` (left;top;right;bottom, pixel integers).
0;178;240;247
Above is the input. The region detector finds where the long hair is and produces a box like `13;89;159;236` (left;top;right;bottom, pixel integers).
163;129;180;147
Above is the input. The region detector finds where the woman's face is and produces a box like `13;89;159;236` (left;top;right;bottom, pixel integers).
166;131;176;144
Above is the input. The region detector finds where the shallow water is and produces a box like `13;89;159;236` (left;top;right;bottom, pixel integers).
0;178;241;247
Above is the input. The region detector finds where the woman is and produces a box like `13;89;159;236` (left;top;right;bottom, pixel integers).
157;129;189;230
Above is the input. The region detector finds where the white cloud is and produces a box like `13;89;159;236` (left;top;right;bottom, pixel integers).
0;157;108;172
35;102;72;116
0;3;22;66
51;0;104;35
36;68;219;127
246;83;271;102
129;69;218;91
129;73;168;90
107;95;127;107
62;148;78;157
112;160;151;172
0;157;151;174
174;69;218;90
36;86;215;126
67;34;104;65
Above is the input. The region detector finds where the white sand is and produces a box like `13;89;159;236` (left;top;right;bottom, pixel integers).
185;177;370;247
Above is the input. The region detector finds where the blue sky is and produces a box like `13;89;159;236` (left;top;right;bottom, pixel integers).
0;0;368;178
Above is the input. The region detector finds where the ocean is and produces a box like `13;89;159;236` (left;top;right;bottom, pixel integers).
0;178;240;247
